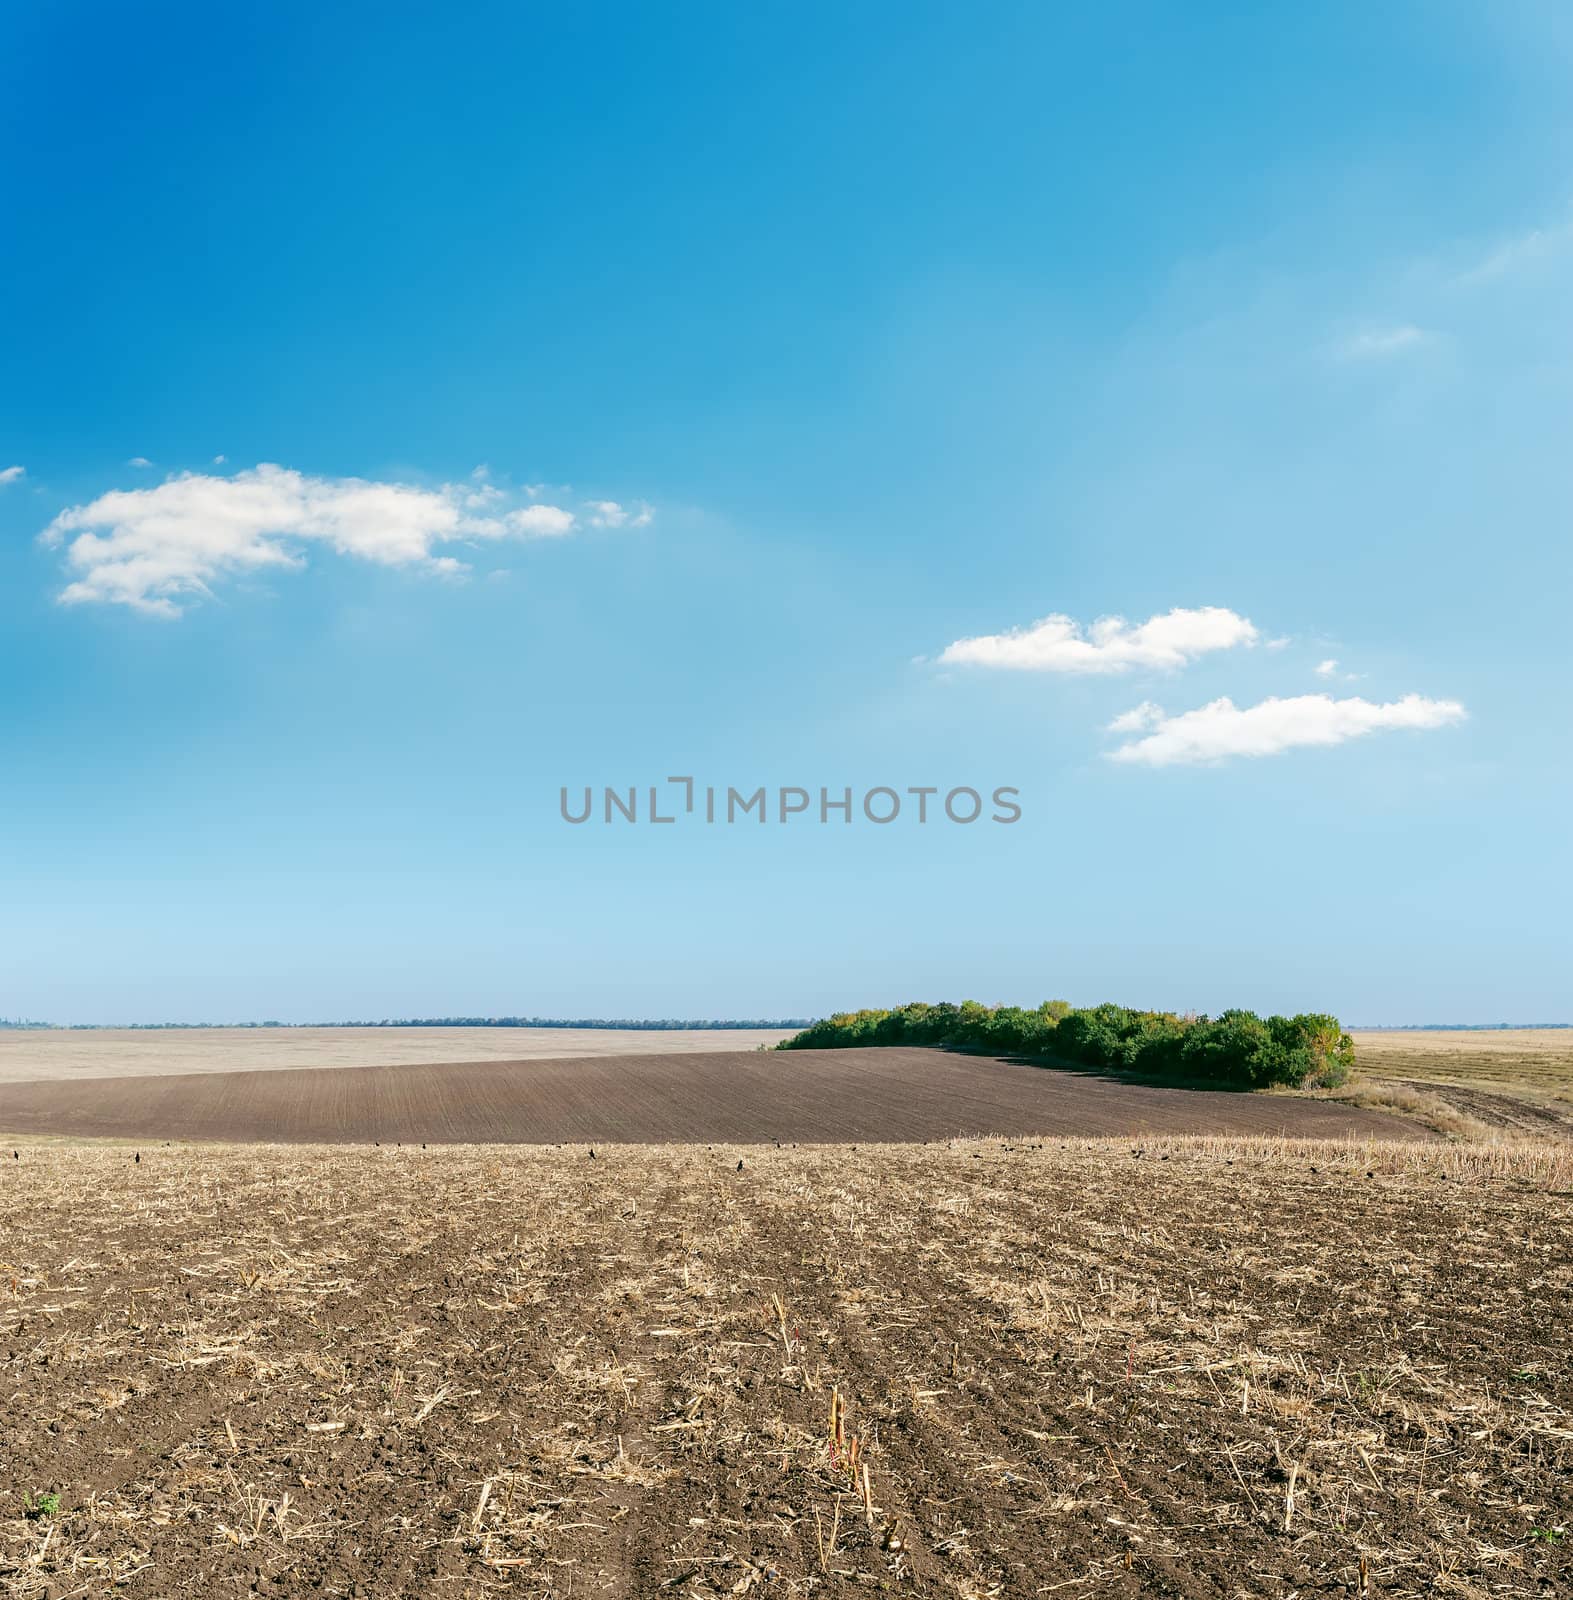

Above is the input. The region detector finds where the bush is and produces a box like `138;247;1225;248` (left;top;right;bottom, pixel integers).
777;1000;1355;1090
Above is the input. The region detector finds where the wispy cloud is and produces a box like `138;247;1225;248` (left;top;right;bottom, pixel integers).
583;499;653;529
1313;658;1339;678
1106;692;1466;767
40;463;649;618
1335;325;1433;361
1455;219;1571;285
127;456;153;468
1328;211;1573;360
940;606;1258;674
0;464;24;486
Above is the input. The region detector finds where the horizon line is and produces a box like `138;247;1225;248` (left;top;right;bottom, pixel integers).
1;1016;1568;1033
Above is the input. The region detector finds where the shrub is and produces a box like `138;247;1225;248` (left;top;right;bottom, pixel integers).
777;1000;1356;1090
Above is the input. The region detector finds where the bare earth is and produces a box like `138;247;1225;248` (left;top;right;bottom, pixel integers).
0;1046;1429;1144
2;1137;1567;1598
0;1027;794;1085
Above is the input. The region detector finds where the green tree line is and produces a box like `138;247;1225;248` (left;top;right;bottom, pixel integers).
777;1000;1355;1089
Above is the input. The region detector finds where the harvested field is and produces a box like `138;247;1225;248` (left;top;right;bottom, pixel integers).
1345;1031;1573;1142
0;1027;795;1087
1351;1029;1573;1102
0;1047;1431;1145
2;1136;1569;1598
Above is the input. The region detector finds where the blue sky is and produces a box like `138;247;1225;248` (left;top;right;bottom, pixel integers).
2;1;1569;1025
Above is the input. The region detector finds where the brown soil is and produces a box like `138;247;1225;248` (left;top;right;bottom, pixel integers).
0;1047;1430;1144
2;1137;1568;1598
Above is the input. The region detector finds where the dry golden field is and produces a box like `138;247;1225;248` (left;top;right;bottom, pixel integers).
1350;1030;1573;1099
2;1136;1569;1598
1344;1031;1573;1142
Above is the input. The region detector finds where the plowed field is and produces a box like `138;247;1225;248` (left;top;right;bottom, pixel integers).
0;1047;1429;1144
2;1137;1568;1597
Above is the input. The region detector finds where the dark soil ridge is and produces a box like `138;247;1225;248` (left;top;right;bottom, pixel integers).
0;1046;1430;1144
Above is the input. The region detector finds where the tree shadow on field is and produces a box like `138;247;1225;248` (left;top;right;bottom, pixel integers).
947;1044;1263;1094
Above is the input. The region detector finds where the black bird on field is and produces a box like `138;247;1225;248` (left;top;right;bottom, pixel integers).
135;1152;140;1164
589;1148;596;1159
736;1159;744;1172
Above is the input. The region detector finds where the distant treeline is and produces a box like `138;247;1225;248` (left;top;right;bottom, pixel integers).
12;1017;808;1032
315;1017;810;1030
1353;1023;1572;1032
778;1001;1356;1089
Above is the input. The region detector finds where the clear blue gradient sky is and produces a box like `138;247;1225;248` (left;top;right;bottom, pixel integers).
2;2;1569;1024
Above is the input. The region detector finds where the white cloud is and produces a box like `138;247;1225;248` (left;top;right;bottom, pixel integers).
1107;692;1466;767
0;465;23;486
1107;700;1164;733
939;605;1258;674
508;504;576;537
1336;325;1432;361
127;456;153;468
1314;658;1339;678
39;463;607;618
213;454;227;465
584;499;653;529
